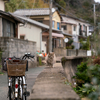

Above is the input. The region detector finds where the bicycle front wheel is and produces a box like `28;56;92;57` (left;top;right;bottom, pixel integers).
14;98;18;100
8;86;11;100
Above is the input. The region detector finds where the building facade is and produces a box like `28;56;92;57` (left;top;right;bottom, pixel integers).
14;8;66;53
61;14;91;49
0;11;23;38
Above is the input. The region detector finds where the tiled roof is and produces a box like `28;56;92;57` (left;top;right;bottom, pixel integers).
11;13;61;32
0;10;24;23
14;8;56;16
61;14;89;23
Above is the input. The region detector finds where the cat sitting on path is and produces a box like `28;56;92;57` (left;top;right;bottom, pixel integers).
45;52;56;68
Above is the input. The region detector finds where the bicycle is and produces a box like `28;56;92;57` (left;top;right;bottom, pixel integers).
5;53;35;100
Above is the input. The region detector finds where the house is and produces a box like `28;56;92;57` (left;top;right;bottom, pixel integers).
0;10;23;38
13;8;70;53
11;14;63;53
61;14;91;49
14;8;61;30
88;26;94;36
0;0;10;11
0;10;37;60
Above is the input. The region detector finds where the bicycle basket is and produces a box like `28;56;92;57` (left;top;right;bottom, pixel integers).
6;60;27;76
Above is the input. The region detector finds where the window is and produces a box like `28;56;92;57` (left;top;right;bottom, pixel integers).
61;25;67;30
57;22;60;30
52;21;55;28
83;25;87;31
20;35;25;40
2;19;15;37
73;25;76;31
83;25;85;31
38;21;43;23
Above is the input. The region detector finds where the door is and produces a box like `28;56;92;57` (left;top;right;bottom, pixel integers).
42;41;47;53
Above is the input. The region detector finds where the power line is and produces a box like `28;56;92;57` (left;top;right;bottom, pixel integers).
28;0;36;18
17;0;25;9
53;1;77;18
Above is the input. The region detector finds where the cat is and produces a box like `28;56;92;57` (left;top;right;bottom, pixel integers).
45;52;56;68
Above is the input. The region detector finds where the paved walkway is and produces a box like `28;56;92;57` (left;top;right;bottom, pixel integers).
29;63;80;100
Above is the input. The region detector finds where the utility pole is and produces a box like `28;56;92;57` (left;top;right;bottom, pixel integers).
49;0;52;52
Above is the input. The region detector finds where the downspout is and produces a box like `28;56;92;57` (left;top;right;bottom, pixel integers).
40;31;42;53
40;29;48;53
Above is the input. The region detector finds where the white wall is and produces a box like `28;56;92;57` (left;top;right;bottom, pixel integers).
18;23;42;51
62;16;90;36
77;20;90;36
0;0;5;11
0;18;2;37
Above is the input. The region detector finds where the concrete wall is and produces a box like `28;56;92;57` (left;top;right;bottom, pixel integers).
18;22;42;51
0;1;4;11
67;49;87;56
54;48;87;57
78;50;87;56
61;56;87;85
67;49;76;56
54;48;66;57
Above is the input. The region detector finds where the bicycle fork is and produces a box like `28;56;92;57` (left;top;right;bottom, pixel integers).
15;78;18;98
14;76;26;99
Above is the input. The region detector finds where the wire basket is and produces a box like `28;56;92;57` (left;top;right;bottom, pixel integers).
6;60;27;76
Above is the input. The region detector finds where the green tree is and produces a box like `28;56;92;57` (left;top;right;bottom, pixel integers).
5;0;49;12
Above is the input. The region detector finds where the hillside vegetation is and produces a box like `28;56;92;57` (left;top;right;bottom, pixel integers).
5;0;100;24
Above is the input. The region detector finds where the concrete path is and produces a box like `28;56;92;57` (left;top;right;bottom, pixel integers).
29;63;80;100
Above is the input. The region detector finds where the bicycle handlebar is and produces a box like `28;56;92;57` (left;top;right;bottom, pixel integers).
22;54;35;60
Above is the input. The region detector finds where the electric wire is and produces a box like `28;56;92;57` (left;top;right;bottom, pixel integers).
53;1;77;18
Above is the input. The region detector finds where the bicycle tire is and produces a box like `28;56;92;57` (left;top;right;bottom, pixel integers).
14;98;18;100
22;89;27;100
23;95;27;100
8;86;11;100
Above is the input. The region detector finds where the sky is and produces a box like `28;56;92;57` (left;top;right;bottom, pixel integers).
95;0;100;3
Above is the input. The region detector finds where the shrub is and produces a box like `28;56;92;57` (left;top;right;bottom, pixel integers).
73;62;90;87
73;61;100;98
93;57;100;65
68;39;73;45
72;45;74;49
80;37;90;50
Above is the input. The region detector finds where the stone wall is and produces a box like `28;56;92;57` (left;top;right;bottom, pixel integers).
61;56;87;85
0;37;37;67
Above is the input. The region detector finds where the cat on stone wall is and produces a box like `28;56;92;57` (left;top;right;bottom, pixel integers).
45;52;56;68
